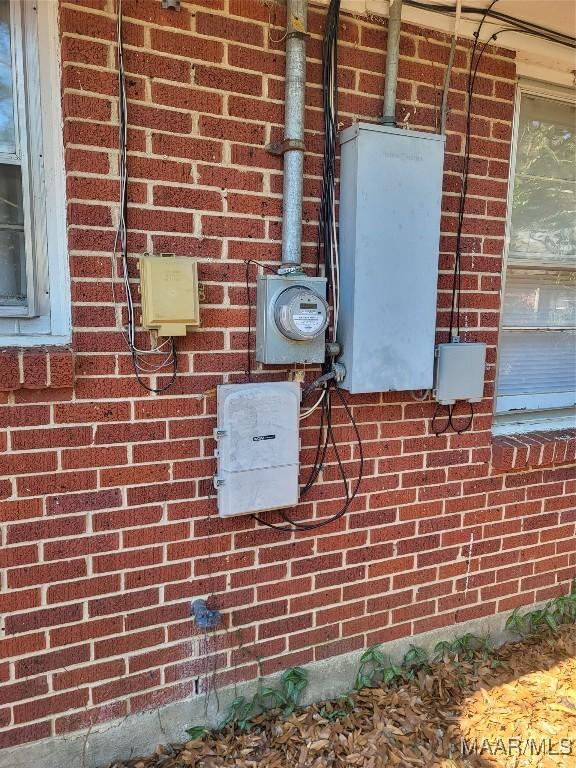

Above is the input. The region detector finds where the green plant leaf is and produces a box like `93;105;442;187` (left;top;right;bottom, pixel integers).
544;612;558;633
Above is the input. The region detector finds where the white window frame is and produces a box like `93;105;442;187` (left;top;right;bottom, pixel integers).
494;79;576;435
0;0;70;345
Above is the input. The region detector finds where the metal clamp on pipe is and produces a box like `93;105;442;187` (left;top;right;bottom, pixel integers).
266;138;306;156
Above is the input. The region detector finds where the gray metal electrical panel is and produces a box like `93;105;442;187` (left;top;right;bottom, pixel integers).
337;123;445;394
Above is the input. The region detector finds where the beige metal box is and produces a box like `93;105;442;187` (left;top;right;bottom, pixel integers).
139;253;200;337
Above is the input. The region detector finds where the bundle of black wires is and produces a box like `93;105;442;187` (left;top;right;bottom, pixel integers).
434;0;499;436
253;378;364;532
316;0;341;343
403;1;576;50
448;0;499;343
253;0;364;533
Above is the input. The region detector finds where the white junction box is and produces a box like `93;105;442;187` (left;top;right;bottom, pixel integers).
434;342;486;405
337;122;445;393
214;382;300;517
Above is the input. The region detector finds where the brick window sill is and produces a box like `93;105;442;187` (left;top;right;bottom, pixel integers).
492;429;576;471
0;347;74;391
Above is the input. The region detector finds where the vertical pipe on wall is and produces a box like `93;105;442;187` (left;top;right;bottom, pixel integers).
440;0;461;134
280;0;308;273
382;0;403;125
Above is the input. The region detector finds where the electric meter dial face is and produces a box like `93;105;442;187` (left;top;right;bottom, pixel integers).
273;286;329;342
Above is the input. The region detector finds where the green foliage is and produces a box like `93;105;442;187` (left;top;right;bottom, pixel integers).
355;635;493;692
431;640;454;663
189;579;576;740
319;704;348;722
432;634;491;663
506;581;576;639
550;579;576;624
280;666;308;716
355;645;405;690
213;666;309;732
355;644;388;689
219;695;254;731
401;645;429;677
185;725;206;740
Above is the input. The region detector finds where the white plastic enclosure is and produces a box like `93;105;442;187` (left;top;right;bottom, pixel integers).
214;382;300;517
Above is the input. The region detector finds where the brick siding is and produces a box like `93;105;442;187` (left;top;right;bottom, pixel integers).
0;0;574;750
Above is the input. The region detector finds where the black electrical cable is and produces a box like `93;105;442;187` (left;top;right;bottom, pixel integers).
282;384;364;531
432;402;453;436
130;339;178;393
448;0;499;343
252;379;364;532
402;1;576;49
432;400;475;436
252;0;364;534
316;0;340;289
434;3;500;437
115;0;178;393
449;400;475;434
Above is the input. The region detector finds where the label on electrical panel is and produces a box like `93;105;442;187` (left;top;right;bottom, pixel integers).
292;307;325;335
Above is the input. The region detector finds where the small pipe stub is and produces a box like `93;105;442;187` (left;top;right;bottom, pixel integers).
161;0;180;9
191;599;222;629
266;138;306;156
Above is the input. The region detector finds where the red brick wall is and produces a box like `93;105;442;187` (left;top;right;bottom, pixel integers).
1;0;575;750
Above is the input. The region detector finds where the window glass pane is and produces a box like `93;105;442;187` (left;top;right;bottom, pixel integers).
0;0;15;155
509;94;576;267
0;228;25;304
0;161;25;305
502;269;576;328
497;329;576;395
0;162;22;223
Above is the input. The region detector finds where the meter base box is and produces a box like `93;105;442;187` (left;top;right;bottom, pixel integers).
337;123;445;393
214;382;300;518
433;342;486;405
256;274;327;364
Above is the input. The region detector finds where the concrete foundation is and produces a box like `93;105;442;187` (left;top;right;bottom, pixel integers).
1;605;530;768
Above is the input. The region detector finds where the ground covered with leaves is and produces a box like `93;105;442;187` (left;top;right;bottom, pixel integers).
108;625;576;768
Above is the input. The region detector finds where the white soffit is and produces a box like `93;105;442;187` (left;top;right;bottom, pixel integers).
333;0;576;86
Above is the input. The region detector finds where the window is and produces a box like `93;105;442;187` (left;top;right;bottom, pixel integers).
495;84;576;433
0;0;69;345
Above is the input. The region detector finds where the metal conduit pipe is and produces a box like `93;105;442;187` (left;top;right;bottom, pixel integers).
382;0;403;125
280;0;308;273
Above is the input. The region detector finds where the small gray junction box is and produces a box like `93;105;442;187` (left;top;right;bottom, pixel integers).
433;342;486;405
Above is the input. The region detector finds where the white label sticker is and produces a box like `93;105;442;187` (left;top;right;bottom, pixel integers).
292;309;324;334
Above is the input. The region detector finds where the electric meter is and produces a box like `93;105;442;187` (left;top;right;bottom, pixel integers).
255;274;328;364
274;286;329;341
